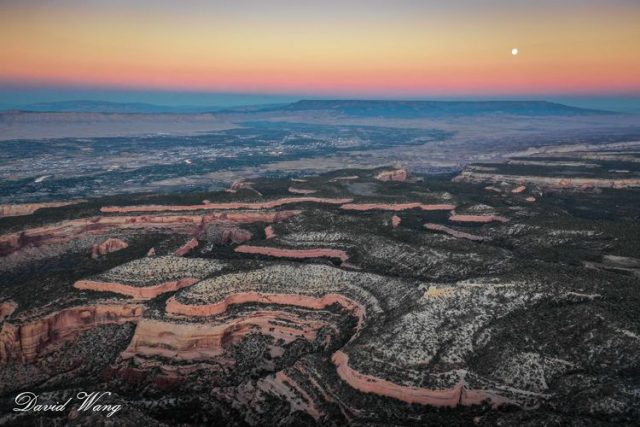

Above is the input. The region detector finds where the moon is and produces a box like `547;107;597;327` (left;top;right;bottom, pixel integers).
512;48;519;56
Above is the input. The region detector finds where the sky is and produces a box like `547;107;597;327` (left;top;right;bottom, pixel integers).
1;0;639;107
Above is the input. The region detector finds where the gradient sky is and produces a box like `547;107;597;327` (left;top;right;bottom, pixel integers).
1;0;640;99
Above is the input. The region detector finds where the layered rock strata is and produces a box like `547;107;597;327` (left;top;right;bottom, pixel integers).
0;210;298;257
341;202;455;212
235;245;349;262
0;303;144;363
0;201;81;218
424;223;485;241
454;169;640;189
91;237;128;259
375;168;408;182
100;197;352;213
73;256;225;299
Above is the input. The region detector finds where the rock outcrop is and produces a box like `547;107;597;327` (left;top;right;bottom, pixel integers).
288;187;317;195
91;238;128;259
100;197;352;213
341;202;456;212
0;300;17;321
0;303;143;363
375;168;408;182
424;223;485;241
0;201;81;218
235;245;349;262
75;278;199;299
0;211;299;257
454;169;640;190
74;256;225;299
264;225;276;239
449;214;508;224
175;238;199;256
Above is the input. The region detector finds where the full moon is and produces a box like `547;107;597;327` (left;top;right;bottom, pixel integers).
512;48;519;56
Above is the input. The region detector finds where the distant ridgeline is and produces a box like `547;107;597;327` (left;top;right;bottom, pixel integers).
264;99;612;118
4;99;613;117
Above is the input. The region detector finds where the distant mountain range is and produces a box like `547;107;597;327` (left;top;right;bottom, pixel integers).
3;99;613;116
269;100;612;117
6;100;287;114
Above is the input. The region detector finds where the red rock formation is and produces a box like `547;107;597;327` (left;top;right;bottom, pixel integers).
165;290;508;409
0;201;81;218
100;197;352;213
375;168;408;182
331;351;507;407
166;292;365;329
0;210;299;257
424;223;485;241
341;203;456;212
454;170;640;190
175;238;199;256
234;245;349;262
264;225;276;239
511;185;526;194
288;187;317;194
391;215;401;228
449;214;508;224
91;238;128;259
74;278;199;300
0;303;144;363
121;310;335;362
0;300;17;321
526;197;536;203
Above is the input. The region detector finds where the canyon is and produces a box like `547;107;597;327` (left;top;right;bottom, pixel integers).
1;163;639;426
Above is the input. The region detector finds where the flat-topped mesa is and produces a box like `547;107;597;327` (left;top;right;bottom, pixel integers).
0;211;299;257
0;303;144;364
91;237;128;259
75;278;199;300
453;169;640;190
119;265;391;375
341;202;456;212
375;167;408;182
165;265;511;409
235;245;349;262
74;256;225;299
424;223;485;241
288;187;317;195
0;201;82;218
167;264;395;324
449;214;509;224
100;197;353;213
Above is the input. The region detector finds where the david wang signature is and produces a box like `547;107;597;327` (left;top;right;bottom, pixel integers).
13;391;121;418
